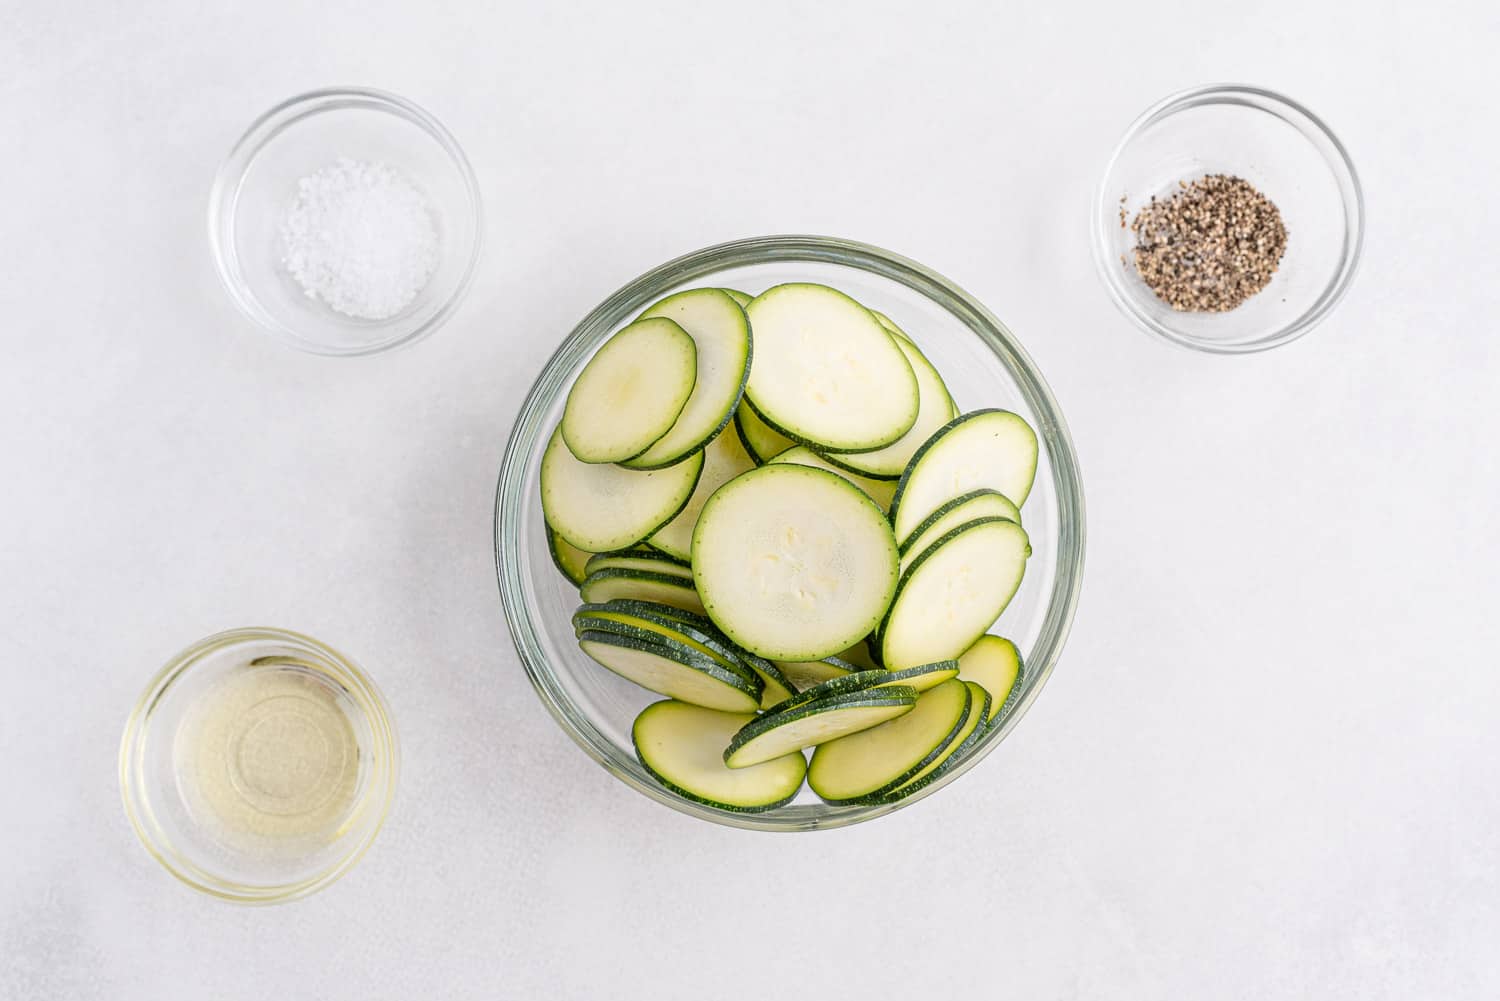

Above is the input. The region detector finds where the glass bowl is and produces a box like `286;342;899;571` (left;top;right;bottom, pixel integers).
1092;84;1364;353
495;235;1086;831
119;627;398;903
208;87;483;356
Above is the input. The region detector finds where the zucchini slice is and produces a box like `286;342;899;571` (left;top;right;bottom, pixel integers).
579;568;706;615
577;630;761;712
735;651;799;710
733;403;794;464
541;425;704;552
572;606;756;685
890;409;1039;541
621;289;751;470
561;316;697;463
807;678;972;803
898;488;1020;561
956;635;1023;724
744;284;918;452
765;446;897;511
873;660;961;693
723;687;919;768
773;654;865;693
583;552;693;579
633;701;806;812
692;464;899;661
758;668;891;715
838;640;881;671
648;426;756;561
872;681;991;803
880;518;1031;671
546;526;594;586
719;288;754;308
815;336;956;480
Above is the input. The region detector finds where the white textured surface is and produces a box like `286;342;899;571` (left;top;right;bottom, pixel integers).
2;1;1497;998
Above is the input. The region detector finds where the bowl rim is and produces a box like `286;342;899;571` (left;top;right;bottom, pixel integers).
206;85;485;357
495;234;1086;831
118;626;399;904
1091;82;1365;354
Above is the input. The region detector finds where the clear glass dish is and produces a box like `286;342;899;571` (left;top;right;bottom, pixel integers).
495;235;1086;831
1092;84;1364;353
119;627;398;903
208;87;483;356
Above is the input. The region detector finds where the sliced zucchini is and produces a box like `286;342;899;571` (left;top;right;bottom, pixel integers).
546;526;594;586
872;680;992;803
622;289;751;469
765;446;897;511
577;630;760;712
868;309;910;342
880;518;1031;671
584;552;693;580
807;678;971;803
719;288;754;308
561;316;697;463
899;488;1020;559
541;425;703;552
838;640;880;671
733;403;794;464
734;651;799;710
956;635;1023;724
580;597;714;631
723;687;919;768
692;464;899;661
572;605;755;684
873;660;960;693
633;701;806;812
774;654;864;693
890;409;1039;541
648;426;756;561
815;337;956;480
759;668;891;714
744;284;918;452
579;568;705;615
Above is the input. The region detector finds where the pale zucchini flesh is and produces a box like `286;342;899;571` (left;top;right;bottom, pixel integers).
541;425;703;552
956;635;1023;724
744;284;919;452
648;425;756;561
633;701;807;812
723;688;919;768
584;553;693;579
898;488;1020;558
735;652;799;710
561;316;697;463
734;403;794;464
766;445;897;511
807;678;971;803
692;464;899;661
546;526;594;586
890;409;1040;541
622;289;751;469
579;568;706;615
719;288;754;308
880;518;1031;671
578;630;760;712
571;609;755;684
872;680;992;803
774;655;864;693
816;336;956;480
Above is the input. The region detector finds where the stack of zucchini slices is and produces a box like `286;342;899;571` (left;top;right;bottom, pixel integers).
542;283;1036;812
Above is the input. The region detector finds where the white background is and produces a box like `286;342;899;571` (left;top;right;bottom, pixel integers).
2;1;1497;998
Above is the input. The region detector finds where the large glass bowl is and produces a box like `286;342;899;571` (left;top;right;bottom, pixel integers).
495;235;1085;831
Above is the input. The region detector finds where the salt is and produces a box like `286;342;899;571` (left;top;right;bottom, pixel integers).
279;158;439;321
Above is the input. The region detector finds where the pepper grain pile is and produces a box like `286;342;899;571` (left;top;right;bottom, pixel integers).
1128;174;1288;312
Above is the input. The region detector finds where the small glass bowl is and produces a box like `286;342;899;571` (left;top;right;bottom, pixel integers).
119;627;398;903
1092;84;1363;353
208;87;483;356
495;235;1086;832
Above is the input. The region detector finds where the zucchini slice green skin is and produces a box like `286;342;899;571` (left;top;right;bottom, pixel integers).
759;668;891;715
873;660;961;693
772;654;866;694
633;701;806;813
808;679;972;804
571;610;758;687
897;488;1021;557
579;568;706;615
692;464;899;661
577;597;714;631
858;681;992;805
583;553;693;579
577;630;762;712
546;526;593;586
956;635;1025;724
561;316;698;464
723;687;920;768
732;650;800;711
743;284;919;453
621;289;752;470
541;425;705;552
733;403;795;465
888;409;1040;542
879;517;1031;671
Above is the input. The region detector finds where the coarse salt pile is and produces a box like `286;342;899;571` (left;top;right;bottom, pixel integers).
279;158;439;321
